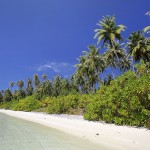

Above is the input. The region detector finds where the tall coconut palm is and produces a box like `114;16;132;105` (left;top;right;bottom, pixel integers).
26;78;33;96
9;81;15;91
94;16;126;62
33;74;40;89
84;45;105;92
75;55;88;93
36;80;52;98
0;91;3;103
75;45;105;93
16;80;26;99
127;31;150;66
53;75;62;97
17;80;24;90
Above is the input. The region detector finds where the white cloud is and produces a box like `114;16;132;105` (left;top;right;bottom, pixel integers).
37;62;74;74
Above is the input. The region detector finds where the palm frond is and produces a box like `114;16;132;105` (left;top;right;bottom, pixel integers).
143;26;150;33
97;35;104;44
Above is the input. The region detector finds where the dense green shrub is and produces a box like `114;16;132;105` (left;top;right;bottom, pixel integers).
84;71;150;127
12;95;41;112
47;94;95;114
0;100;19;110
47;94;80;114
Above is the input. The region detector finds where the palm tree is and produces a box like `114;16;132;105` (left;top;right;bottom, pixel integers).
70;75;79;93
62;78;70;91
9;81;15;91
33;74;40;89
101;74;113;86
3;89;13;102
44;80;52;96
42;73;48;81
94;16;126;63
119;56;132;72
104;42;131;75
75;45;105;93
127;31;150;67
17;80;24;90
75;55;88;93
16;80;26;99
85;45;105;92
52;75;62;97
36;80;52;98
0;91;3;103
26;78;33;96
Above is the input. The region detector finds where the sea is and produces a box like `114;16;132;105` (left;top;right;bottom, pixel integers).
0;113;109;150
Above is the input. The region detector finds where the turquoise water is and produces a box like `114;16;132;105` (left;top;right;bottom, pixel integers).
0;113;109;150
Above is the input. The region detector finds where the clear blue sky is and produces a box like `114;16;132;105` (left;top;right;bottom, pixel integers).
0;0;149;90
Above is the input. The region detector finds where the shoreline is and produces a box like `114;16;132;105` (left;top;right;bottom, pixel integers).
0;109;150;150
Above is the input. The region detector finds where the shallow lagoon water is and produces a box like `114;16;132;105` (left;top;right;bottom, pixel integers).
0;113;109;150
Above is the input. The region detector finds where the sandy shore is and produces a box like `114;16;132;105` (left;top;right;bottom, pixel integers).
0;109;150;150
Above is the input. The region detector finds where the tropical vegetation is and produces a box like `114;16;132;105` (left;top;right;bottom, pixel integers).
0;13;149;128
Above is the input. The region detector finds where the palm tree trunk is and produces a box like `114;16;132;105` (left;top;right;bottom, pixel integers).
111;40;120;64
131;57;135;72
111;68;115;79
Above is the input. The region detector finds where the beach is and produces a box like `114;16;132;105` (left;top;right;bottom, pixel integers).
0;109;150;150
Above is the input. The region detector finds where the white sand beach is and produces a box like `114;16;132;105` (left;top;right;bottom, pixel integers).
0;109;150;150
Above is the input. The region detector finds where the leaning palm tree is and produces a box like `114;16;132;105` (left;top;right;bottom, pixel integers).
94;16;126;62
104;42;131;74
127;31;150;66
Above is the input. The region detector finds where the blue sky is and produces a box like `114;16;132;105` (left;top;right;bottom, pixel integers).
0;0;149;90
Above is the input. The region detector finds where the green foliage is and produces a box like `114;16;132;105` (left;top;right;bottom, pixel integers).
0;100;18;110
12;95;41;112
17;80;24;90
0;91;3;103
46;94;94;115
34;74;40;89
127;31;150;65
148;117;150;129
75;45;105;93
26;78;33;96
1;69;149;128
17;90;26;100
3;89;13;102
84;71;150;127
47;94;80;114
